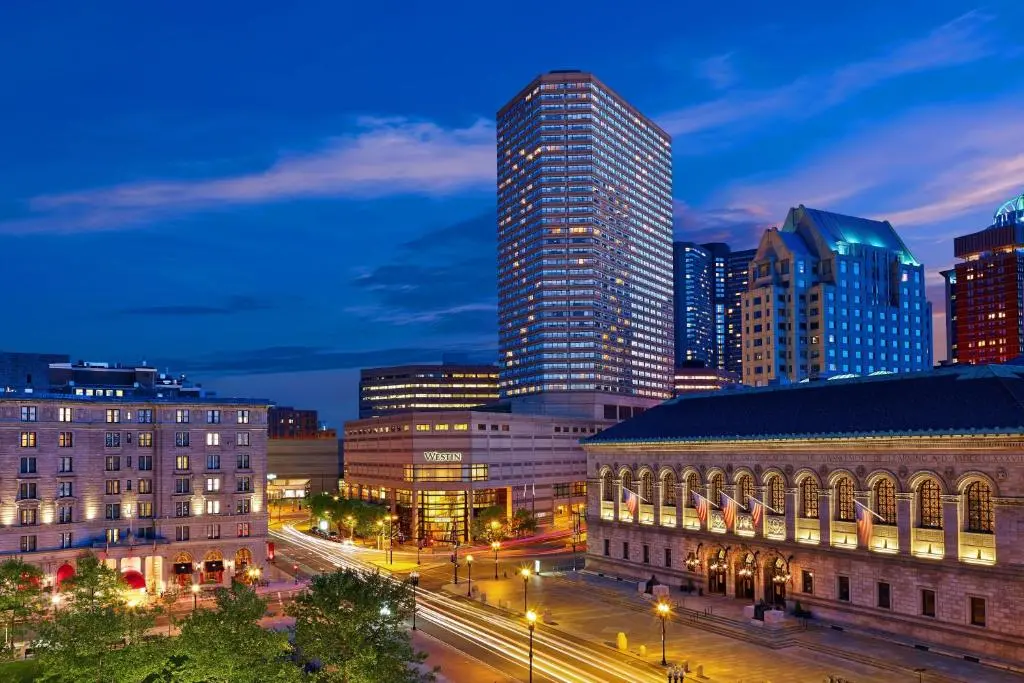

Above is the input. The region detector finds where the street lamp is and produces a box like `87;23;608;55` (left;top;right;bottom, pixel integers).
491;541;501;580
380;604;391;617
377;519;385;551
520;568;531;613
346;516;355;540
466;555;474;597
408;572;420;631
656;601;670;666
388;514;397;565
191;583;200;611
452;543;460;585
50;594;61;610
525;609;537;683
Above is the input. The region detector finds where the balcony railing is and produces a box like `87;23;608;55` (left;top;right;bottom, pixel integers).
960;531;996;565
638;504;654;525
912;527;944;560
660;505;676;527
600;500;614;521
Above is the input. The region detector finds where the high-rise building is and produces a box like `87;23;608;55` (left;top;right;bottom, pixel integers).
672;243;755;374
268;406;320;438
943;192;1024;365
672;242;713;367
497;70;674;400
743;205;932;385
358;364;500;418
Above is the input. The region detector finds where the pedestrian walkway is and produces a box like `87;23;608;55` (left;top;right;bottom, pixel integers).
437;570;1023;683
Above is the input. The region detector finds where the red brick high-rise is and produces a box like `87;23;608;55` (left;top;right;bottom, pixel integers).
944;192;1024;365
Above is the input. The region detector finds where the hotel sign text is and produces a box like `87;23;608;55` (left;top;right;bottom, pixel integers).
423;451;464;463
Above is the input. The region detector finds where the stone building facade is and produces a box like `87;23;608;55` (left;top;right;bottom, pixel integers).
0;393;269;594
583;366;1024;664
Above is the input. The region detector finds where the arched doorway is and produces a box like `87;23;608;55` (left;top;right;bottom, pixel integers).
172;552;194;587
765;556;790;608
202;550;225;584
707;548;727;595
55;563;75;589
734;551;756;601
234;547;254;573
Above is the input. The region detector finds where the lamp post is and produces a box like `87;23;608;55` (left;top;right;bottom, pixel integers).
346;516;355;540
377;519;385;551
388;514;397;565
491;541;501;579
409;572;420;631
416;537;422;565
191;583;200;611
452;543;460;585
656;600;670;666
466;555;474;597
526;609;537;683
520;568;531;613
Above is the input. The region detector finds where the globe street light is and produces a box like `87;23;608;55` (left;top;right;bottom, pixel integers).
656;600;670;666
526;609;537;683
491;541;501;579
520;568;531;613
191;583;200;611
408;572;420;631
380;604;391;617
466;555;474;597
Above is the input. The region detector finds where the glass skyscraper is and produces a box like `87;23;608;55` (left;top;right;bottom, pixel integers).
497;71;674;399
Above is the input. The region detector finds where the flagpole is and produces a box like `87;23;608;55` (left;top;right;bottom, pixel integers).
748;496;780;515
720;492;748;511
692;491;719;509
621;486;650;504
854;499;885;521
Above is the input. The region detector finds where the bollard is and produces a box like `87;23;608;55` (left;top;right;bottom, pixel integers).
639;644;647;657
695;664;703;678
683;660;689;672
616;632;628;651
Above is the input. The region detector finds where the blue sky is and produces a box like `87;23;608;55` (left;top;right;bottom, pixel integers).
2;1;1022;426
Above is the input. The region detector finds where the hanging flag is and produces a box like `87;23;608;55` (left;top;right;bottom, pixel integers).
749;498;764;529
691;491;709;524
532;483;536;498
855;500;874;547
622;487;639;517
720;492;736;530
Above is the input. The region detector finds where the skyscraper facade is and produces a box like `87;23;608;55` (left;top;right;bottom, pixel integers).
944;192;1024;365
672;242;755;374
742;205;932;385
672;242;713;367
497;70;674;400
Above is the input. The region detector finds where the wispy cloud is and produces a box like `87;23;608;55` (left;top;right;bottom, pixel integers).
1;117;495;234
673;200;774;247
119;294;276;317
693;52;738;90
658;11;996;140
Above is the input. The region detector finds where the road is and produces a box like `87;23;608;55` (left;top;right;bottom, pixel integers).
271;525;663;683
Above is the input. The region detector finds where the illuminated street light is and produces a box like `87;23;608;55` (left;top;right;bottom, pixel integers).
346;516;355;540
408;572;420;631
191;583;200;611
380;604;391;617
656;601;670;666
491;541;501;579
526;609;537;683
50;594;61;609
520;568;531;613
466;555;474;597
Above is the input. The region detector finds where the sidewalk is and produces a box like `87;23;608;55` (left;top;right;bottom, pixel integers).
438;570;1022;683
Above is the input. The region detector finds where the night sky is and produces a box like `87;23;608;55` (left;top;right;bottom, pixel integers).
2;1;1022;426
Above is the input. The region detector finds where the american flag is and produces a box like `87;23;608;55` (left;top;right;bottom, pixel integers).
749;498;764;529
855;500;874;547
623;487;639;517
720;492;736;530
691;491;709;524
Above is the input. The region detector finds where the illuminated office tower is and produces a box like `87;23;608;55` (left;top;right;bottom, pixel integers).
496;70;674;400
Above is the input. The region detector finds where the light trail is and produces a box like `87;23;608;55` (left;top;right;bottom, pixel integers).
272;525;662;683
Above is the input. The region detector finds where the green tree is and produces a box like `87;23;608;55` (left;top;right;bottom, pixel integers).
287;568;434;683
162;583;300;683
0;559;43;659
469;506;506;543
510;508;538;538
60;553;126;608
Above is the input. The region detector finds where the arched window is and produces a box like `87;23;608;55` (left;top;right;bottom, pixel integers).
709;472;724;504
767;475;786;513
685;472;701;508
601;470;614;502
662;471;677;506
917;479;942;529
736;475;754;508
873;479;896;525
621;470;633;498
640;471;654;503
800;477;819;518
965;481;993;533
834;476;855;522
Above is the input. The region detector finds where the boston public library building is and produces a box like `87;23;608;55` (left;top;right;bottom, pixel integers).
584;364;1024;664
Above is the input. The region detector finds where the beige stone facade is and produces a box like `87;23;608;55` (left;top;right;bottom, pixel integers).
0;395;269;593
584;435;1024;664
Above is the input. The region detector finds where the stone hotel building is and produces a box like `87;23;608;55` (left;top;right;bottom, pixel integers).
584;365;1024;664
0;391;269;593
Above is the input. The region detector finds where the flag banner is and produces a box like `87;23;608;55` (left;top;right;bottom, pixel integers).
749;498;764;528
720;492;736;530
855;500;874;547
622;487;639;517
691;491;709;524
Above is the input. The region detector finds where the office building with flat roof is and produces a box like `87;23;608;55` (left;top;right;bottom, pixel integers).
359;364;500;418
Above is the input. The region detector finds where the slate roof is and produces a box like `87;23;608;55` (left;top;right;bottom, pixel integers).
585;365;1024;444
795;206;918;265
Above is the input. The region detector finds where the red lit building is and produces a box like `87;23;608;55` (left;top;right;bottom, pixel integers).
944;193;1024;365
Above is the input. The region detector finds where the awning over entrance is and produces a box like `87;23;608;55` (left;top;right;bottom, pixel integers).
122;569;146;590
55;563;75;588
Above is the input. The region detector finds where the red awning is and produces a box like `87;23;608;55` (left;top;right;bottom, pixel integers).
55;563;75;588
122;569;146;590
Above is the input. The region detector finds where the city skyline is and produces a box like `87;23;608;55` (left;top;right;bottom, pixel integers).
2;2;1023;424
